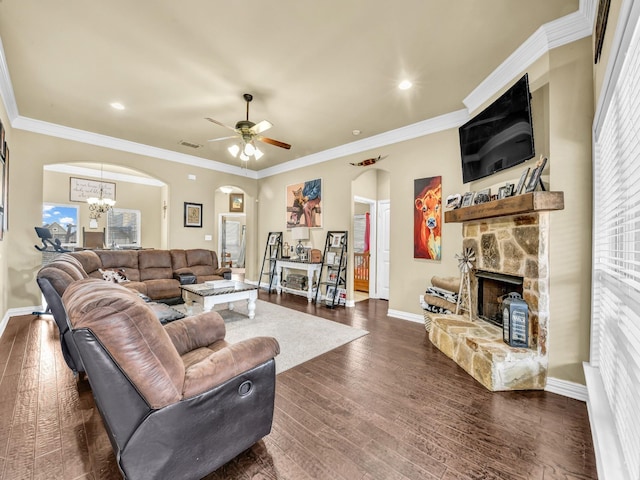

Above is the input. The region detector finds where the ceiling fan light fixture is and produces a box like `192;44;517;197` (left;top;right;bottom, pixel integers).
243;142;256;156
228;144;240;157
253;147;264;160
239;152;250;161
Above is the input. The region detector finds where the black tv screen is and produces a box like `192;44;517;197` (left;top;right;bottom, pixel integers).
459;74;535;184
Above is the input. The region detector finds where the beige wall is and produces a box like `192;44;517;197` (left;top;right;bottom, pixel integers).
43;169;163;249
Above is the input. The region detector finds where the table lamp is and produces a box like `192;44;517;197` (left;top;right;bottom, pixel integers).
291;227;309;258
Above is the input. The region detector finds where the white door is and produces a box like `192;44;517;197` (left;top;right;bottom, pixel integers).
377;200;390;300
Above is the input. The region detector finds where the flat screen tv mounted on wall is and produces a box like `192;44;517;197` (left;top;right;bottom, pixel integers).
459;74;535;184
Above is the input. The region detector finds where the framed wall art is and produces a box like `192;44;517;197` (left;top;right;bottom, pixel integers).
414;176;442;260
70;177;116;202
286;178;322;229
229;193;244;213
184;202;203;228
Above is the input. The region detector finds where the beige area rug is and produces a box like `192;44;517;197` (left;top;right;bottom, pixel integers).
177;299;368;374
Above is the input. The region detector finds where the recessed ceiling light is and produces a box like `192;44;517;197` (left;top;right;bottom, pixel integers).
110;102;125;110
352;129;361;136
398;80;412;90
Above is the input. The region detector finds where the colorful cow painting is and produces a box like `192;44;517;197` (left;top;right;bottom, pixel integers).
414;176;442;260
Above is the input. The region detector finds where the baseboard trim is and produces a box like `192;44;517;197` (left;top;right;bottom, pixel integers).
387;309;423;324
544;376;588;402
1;305;44;338
583;363;629;480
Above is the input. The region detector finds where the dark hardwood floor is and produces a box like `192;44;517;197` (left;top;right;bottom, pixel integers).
0;293;597;479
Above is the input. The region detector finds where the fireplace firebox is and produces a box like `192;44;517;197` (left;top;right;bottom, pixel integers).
475;270;523;327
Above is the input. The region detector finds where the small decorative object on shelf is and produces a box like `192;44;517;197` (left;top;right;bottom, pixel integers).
461;192;475;207
502;292;529;347
445;193;462;209
474;188;491;204
516;166;530;195
455;247;475;317
525;155;548;193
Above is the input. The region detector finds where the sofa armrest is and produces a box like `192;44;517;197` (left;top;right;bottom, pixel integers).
164;312;226;355
213;267;232;280
182;336;280;398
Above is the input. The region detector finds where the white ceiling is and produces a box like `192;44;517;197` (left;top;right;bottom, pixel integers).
0;1;582;173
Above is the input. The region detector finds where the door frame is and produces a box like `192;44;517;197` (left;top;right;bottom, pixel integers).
354;196;377;298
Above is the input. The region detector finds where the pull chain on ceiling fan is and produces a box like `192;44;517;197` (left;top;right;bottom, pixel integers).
205;93;291;161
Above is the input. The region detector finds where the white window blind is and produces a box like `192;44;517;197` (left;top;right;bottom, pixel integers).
592;9;640;479
106;208;141;248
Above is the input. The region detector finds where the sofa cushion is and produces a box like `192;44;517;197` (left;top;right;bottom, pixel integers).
144;278;181;300
138;250;173;281
63;279;185;409
170;249;189;271
95;250;141;282
70;250;102;276
186;249;218;270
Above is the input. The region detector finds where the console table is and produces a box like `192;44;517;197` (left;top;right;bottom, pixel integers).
275;259;322;302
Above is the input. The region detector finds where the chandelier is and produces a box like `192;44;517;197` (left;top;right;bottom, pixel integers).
87;165;115;219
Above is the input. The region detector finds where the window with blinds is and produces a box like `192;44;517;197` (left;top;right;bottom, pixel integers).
592;6;640;479
106;208;141;248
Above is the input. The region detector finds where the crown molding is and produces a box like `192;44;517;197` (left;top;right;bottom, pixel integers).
12;116;258;179
257;109;469;179
1;1;595;178
463;0;596;113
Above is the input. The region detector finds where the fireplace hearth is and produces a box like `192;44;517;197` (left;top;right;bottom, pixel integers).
476;270;523;327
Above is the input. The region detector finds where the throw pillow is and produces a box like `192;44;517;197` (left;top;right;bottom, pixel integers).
99;268;129;284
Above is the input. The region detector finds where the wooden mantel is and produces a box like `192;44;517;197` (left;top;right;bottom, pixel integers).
444;191;564;223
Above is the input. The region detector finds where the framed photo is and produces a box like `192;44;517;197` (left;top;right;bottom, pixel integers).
326;251;336;265
498;186;508;199
474;188;491;204
268;232;280;246
229;193;244;213
461;191;475;207
70;177;116;202
183;202;203;228
330;232;344;248
525;156;548;193
516;167;530;194
445;193;461;209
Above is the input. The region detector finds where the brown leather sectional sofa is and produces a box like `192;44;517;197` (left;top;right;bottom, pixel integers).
70;248;231;302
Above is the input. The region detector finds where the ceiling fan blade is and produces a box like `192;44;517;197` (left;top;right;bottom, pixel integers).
250;120;273;134
207;135;237;143
205;117;237;132
258;136;292;150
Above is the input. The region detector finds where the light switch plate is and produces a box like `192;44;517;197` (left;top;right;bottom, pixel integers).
204;235;212;241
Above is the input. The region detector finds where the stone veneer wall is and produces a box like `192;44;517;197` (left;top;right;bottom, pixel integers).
428;212;550;391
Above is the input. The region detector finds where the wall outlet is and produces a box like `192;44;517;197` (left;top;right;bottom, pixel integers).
188;174;196;180
204;235;212;241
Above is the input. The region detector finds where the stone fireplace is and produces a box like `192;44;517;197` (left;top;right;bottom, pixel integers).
428;192;563;391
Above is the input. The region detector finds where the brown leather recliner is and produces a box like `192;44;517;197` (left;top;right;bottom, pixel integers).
62;278;280;480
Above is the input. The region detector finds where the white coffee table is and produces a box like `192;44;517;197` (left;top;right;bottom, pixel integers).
180;281;258;319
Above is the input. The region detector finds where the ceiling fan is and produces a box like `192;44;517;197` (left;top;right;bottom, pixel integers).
205;93;291;161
